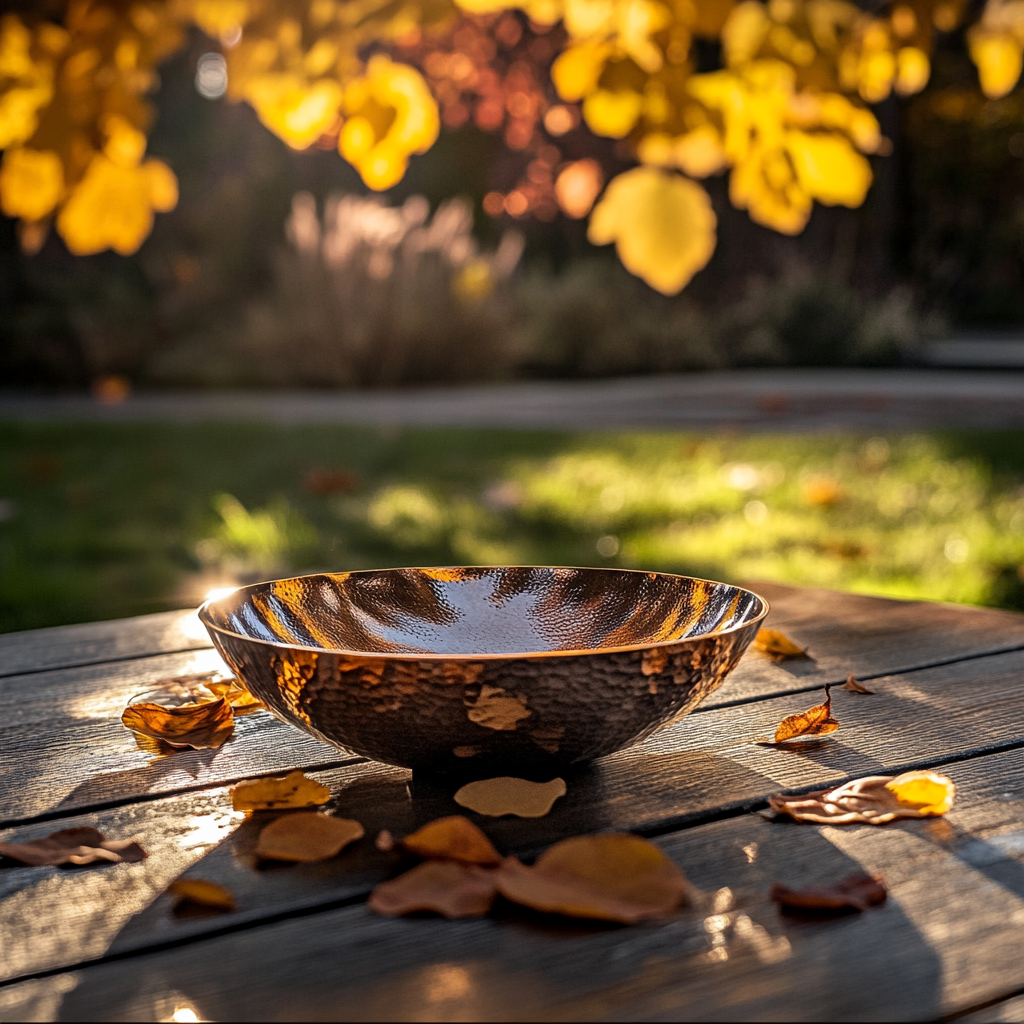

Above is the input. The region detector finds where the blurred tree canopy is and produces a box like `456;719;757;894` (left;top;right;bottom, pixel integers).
2;0;1021;295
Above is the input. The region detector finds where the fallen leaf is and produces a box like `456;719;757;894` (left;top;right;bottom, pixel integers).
0;826;147;867
256;813;364;862
769;770;956;824
167;878;236;913
496;834;687;923
454;777;567;818
771;872;887;914
842;673;874;694
753;628;807;659
772;683;838;743
401;816;501;866
231;770;331;811
369;859;499;918
121;696;234;750
203;677;264;711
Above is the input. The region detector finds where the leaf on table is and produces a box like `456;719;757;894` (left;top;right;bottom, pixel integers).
121;696;234;750
369;859;499;919
401;816;502;866
752;628;807;659
496;833;687;923
454;777;567;818
256;813;364;862
231;770;331;811
769;770;956;824
0;826;147;867
771;872;887;914
842;674;874;694
167;878;236;913
203;677;264;712
771;683;838;743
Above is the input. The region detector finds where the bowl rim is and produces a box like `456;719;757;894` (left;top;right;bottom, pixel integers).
198;565;770;662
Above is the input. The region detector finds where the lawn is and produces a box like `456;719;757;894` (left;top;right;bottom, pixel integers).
2;422;1024;633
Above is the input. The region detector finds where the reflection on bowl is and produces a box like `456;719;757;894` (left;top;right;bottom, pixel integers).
199;566;767;774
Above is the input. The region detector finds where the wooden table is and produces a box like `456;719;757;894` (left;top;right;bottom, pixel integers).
4;581;1024;1022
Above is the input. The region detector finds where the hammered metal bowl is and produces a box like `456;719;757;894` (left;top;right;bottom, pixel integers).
199;566;767;774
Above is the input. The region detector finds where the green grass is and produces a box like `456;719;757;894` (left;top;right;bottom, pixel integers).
2;422;1024;633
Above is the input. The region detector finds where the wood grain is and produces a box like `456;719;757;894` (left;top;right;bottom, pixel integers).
5;748;1024;1022
4;650;1024;984
0;609;212;679
4;587;1024;825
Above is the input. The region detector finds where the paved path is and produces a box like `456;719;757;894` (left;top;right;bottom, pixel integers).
3;369;1024;431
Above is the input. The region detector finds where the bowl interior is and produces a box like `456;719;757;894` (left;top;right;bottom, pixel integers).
202;567;765;657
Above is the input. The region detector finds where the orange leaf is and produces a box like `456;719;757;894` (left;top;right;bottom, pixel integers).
496;834;687;923
753;628;807;659
369;859;499;918
231;770;331;811
772;684;838;742
454;777;567;818
769;770;955;824
256;813;364;862
842;673;874;694
121;696;234;750
204;677;264;712
401;816;501;866
771;872;886;914
167;878;236;913
0;826;147;867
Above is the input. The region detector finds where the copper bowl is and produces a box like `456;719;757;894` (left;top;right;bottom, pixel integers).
199;567;767;774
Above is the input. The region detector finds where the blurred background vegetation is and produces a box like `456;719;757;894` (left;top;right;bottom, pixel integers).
3;421;1024;631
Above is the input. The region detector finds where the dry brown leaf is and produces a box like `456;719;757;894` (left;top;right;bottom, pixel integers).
0;826;147;867
231;770;331;811
771;872;886;914
769;770;956;824
121;696;234;750
401;816;502;866
256;813;364;862
772;683;838;743
369;859;499;919
842;673;874;694
454;777;567;818
496;834;687;923
167;878;236;913
204;678;264;712
753;628;807;659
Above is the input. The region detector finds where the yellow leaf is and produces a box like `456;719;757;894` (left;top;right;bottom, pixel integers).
400;815;502;865
231;770;331;811
895;46;930;94
143;159;178;213
969;29;1023;98
0;147;63;221
886;771;956;815
256;812;364;862
121;696;234;749
247;75;342;150
167;878;236;912
583;88;644;137
588;166;717;294
722;0;770;64
552;41;612;101
752;627;806;658
771;684;839;742
787;130;872;207
454;777;567;818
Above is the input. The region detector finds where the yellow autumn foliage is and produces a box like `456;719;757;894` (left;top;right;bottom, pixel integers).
588;165;716;294
0;147;64;221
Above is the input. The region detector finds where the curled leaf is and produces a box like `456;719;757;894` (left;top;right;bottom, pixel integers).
204;677;263;712
454;777;567;819
167;878;236;913
121;696;234;750
256;813;364;862
771;872;887;915
772;684;838;743
0;826;147;867
769;770;956;824
753;628;807;659
497;834;687;923
369;859;499;919
842;674;874;694
401;816;502;866
231;770;331;811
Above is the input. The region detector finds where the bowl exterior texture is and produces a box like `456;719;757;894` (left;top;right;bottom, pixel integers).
201;567;766;774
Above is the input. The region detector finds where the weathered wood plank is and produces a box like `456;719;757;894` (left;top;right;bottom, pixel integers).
0;609;212;679
5;588;1024;825
4;651;1024;985
4;748;1024;1022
